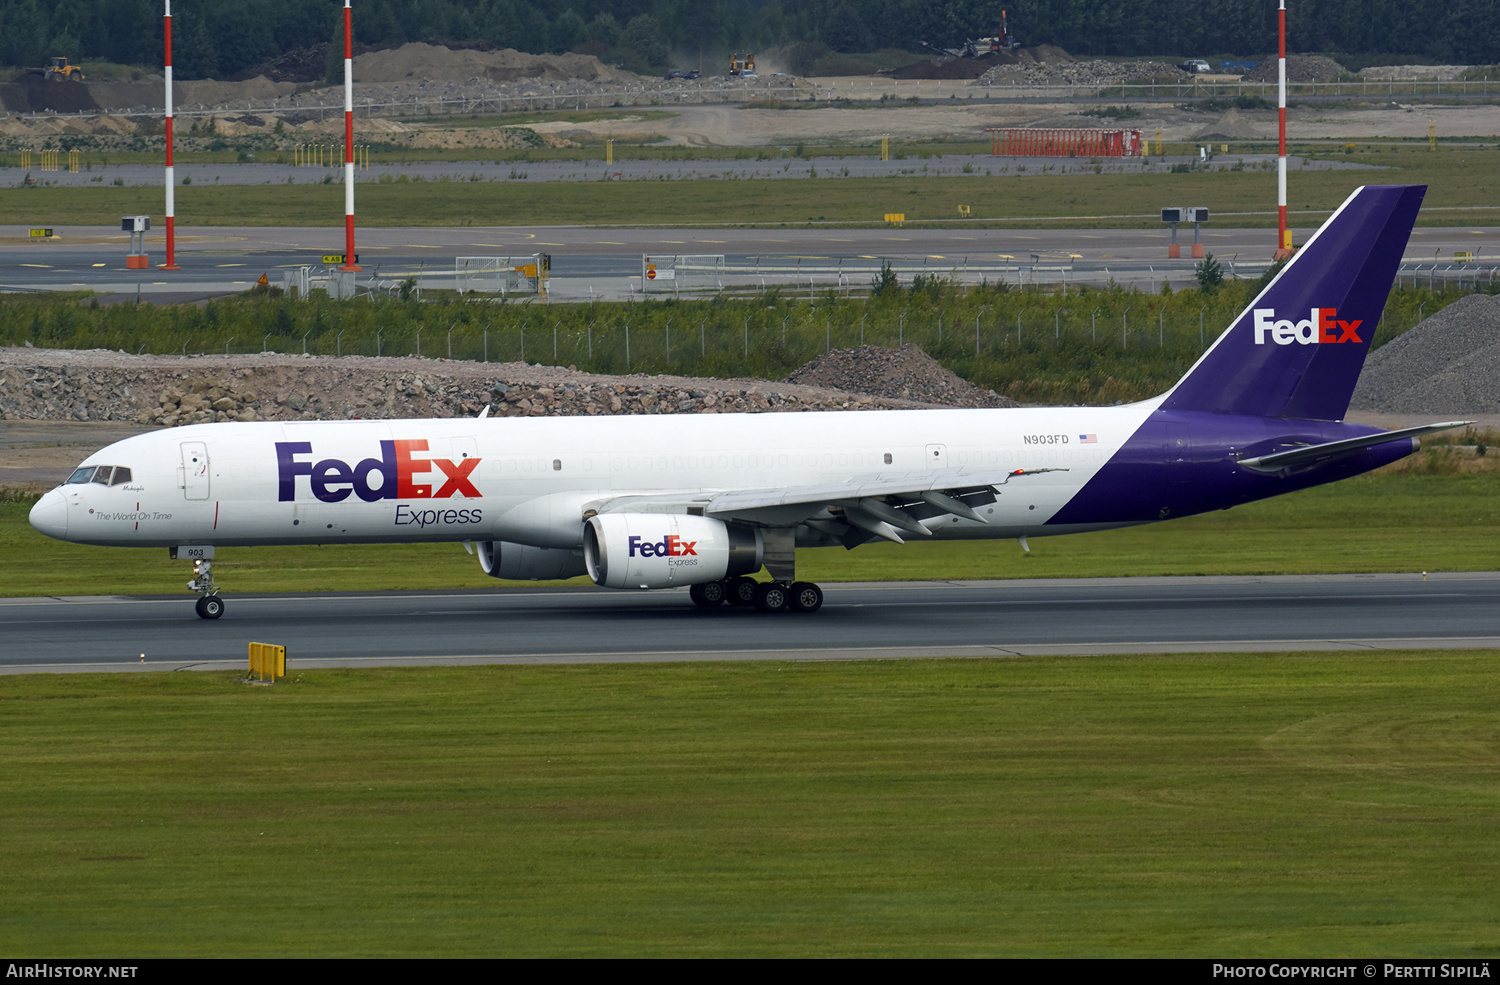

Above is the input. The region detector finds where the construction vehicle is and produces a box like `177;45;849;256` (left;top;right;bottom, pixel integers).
919;9;1017;58
729;52;756;77
25;56;86;82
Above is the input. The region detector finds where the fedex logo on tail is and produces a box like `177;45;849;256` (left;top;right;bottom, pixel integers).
1253;308;1363;346
276;440;481;503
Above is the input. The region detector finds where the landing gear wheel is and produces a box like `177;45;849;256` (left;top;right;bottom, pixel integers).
690;581;726;607
754;582;790;613
195;595;224;620
789;582;824;613
726;576;758;607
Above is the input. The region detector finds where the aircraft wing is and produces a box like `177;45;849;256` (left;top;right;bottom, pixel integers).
590;467;1065;543
706;467;1066;542
1239;421;1472;474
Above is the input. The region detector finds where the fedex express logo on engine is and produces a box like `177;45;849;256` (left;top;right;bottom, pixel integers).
276;440;481;503
1253;308;1363;346
628;535;697;559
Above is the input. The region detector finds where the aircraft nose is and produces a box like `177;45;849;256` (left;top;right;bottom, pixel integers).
29;490;68;541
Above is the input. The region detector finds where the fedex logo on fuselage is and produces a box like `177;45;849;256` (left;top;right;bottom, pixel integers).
276;440;481;503
1253;307;1363;346
628;535;697;558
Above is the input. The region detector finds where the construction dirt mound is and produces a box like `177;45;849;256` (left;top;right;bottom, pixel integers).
1242;54;1347;83
786;345;1019;408
1350;293;1500;415
353;42;636;84
232;39;637;86
0;74;99;114
889;44;1074;81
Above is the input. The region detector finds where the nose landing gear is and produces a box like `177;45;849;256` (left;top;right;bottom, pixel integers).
171;548;223;617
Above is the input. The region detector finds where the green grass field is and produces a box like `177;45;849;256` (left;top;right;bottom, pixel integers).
4;652;1498;956
4;144;1499;228
3;471;1494;596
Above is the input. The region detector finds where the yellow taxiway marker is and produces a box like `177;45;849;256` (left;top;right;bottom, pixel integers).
21;263;50;268
91;263;106;267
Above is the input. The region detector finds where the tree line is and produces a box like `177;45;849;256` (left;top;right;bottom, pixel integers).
4;0;1497;81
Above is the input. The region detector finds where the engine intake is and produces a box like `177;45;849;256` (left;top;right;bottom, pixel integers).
584;514;762;589
475;540;587;581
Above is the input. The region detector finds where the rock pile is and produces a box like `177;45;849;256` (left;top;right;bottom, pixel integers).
786;345;1018;408
1350;293;1500;415
0;346;986;427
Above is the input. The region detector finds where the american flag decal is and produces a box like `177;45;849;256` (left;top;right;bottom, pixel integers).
1079;434;1098;443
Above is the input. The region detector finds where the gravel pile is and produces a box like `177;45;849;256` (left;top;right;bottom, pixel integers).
1358;64;1470;81
786;345;1018;408
0;347;982;426
976;59;1187;88
1242;54;1348;83
1350;293;1500;414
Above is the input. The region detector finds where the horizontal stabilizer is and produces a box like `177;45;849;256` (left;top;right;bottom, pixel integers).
1239;421;1472;473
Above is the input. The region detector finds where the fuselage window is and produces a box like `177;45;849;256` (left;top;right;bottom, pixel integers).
884;453;893;465
66;466;96;484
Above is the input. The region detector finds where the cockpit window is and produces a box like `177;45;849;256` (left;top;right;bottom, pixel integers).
65;465;132;486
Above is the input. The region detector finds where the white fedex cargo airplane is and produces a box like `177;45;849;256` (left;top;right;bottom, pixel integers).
29;186;1467;618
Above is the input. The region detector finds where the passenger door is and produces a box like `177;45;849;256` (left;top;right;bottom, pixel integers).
179;441;210;500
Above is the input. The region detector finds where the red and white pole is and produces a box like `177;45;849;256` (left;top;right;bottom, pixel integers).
341;0;360;271
1275;0;1293;258
161;0;180;269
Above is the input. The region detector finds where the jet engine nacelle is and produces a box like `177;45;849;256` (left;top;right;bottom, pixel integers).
584;514;762;590
476;540;587;581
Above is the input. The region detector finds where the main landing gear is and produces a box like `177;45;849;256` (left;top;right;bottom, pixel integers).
689;577;824;613
188;558;224;620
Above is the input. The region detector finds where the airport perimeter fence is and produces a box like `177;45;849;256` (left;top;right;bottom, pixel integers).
2;282;1484;401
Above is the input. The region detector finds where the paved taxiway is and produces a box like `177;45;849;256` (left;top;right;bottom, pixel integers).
3;573;1496;674
5;223;1496;303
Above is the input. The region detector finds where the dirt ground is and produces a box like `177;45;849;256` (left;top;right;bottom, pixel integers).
517;98;1500;147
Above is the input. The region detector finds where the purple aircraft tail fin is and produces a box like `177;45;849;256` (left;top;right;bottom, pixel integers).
1160;184;1425;421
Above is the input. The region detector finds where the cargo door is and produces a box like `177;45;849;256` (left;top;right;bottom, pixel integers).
179;441;210;500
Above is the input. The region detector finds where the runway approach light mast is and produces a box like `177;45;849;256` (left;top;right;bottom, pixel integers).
1275;0;1294;260
341;0;360;271
161;0;179;270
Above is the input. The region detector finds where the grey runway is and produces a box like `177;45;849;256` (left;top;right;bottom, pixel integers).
3;572;1497;674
